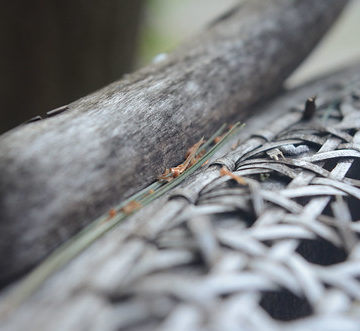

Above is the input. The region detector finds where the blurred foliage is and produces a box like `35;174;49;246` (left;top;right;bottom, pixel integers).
137;0;240;66
138;0;360;86
137;18;174;66
137;0;179;66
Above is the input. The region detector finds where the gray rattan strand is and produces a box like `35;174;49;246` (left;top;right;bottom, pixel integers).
1;67;360;330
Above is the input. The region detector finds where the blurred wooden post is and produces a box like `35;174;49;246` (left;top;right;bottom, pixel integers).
0;0;144;133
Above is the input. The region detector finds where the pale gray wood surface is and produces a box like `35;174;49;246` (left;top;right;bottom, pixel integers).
0;0;348;285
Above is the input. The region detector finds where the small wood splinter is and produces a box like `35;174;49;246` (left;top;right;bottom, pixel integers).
159;137;205;182
24;115;42;124
46;105;69;117
120;200;142;215
220;166;247;185
302;96;317;120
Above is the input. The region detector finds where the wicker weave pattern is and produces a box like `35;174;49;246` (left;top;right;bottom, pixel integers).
2;77;360;330
125;82;360;330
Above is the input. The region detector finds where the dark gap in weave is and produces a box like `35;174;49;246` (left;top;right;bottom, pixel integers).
345;159;360;180
227;179;248;189
255;172;292;187
344;161;360;221
295;238;347;265
347;195;360;223
106;292;134;304
261;240;273;248
255;173;271;184
259;288;313;321
322;158;339;172
294;196;313;207
236;209;256;228
321;197;335;217
257;174;290;191
347;128;357;137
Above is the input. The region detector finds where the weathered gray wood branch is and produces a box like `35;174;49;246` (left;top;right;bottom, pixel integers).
0;0;348;285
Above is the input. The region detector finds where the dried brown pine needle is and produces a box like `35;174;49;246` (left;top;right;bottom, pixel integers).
159;137;205;182
214;136;223;144
189;150;206;167
219;166;247;185
186;139;204;158
120;201;142;215
108;208;117;218
102;208;117;223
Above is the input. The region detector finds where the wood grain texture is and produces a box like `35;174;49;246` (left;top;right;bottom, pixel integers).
0;0;348;285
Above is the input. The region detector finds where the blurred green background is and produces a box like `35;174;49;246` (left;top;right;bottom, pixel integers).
137;0;240;65
1;0;359;133
139;0;360;85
